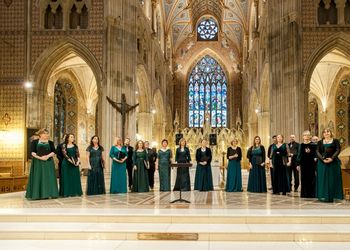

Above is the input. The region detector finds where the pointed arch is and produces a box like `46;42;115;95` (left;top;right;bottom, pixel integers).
304;32;350;92
31;37;103;93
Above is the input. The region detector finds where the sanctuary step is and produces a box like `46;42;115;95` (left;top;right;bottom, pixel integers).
0;209;350;242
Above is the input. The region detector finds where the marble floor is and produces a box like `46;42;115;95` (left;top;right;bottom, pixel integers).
0;174;349;250
0;188;347;209
1;171;347;209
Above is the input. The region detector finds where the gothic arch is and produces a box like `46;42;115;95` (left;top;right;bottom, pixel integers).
185;48;230;79
31;37;103;93
304;32;350;92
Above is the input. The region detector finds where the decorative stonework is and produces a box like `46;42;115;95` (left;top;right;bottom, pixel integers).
0;85;25;175
335;78;350;146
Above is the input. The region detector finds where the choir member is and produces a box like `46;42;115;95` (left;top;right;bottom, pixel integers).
247;136;267;193
86;135;106;195
194;139;213;191
316;128;343;202
26;129;59;200
288;134;300;191
132;140;150;192
124;138;134;190
226;138;243;192
267;135;277;191
55;134;67;196
156;139;172;191
271;134;291;195
296;130;317;198
60;134;83;197
145;141;157;190
173;138;191;191
109;137;128;194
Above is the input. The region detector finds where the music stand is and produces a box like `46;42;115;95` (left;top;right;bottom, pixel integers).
170;163;192;203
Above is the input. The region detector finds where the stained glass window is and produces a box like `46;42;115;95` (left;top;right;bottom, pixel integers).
54;81;66;145
197;18;218;41
188;55;228;128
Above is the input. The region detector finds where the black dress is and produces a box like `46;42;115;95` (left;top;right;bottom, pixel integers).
173;147;191;191
296;143;317;198
271;143;290;195
125;145;134;188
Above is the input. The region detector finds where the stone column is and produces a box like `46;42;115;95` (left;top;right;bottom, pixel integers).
267;0;304;140
258;111;270;147
138;111;153;141
151;0;157;33
336;0;346;24
103;0;138;171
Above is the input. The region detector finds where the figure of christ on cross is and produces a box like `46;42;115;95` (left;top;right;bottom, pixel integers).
106;93;139;141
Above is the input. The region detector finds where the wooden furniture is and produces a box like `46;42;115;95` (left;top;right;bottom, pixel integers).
0;176;28;194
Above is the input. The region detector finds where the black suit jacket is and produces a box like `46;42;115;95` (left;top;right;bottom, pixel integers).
125;145;134;167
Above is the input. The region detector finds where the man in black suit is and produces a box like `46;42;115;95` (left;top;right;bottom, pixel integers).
124;138;134;190
267;135;277;191
288;134;300;191
144;141;157;190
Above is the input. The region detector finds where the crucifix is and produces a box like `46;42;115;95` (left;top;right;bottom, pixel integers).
106;93;139;141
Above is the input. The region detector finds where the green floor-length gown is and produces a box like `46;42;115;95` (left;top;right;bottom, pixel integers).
132;150;149;192
26;142;59;200
226;147;243;192
109;146;127;194
158;149;172;191
247;147;267;193
316;143;343;202
60;146;83;197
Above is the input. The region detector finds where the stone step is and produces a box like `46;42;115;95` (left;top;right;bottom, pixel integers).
0;222;350;241
0;208;349;224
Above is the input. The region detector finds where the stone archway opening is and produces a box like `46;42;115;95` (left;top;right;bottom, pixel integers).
309;49;350;143
44;52;99;166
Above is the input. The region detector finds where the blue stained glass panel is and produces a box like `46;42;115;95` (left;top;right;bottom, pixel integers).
199;84;205;110
188;55;228;127
189;110;194;127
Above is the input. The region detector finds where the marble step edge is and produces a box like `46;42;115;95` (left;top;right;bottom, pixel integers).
0;215;350;224
0;231;350;242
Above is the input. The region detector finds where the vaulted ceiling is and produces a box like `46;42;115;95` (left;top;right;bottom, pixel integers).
162;0;249;53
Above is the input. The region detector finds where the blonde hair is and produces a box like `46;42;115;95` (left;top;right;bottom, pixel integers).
231;138;238;145
37;128;49;136
302;130;311;136
114;137;122;146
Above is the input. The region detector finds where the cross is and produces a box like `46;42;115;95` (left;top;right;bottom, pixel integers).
106;93;139;141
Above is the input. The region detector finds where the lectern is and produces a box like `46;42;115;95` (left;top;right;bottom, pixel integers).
170;163;192;203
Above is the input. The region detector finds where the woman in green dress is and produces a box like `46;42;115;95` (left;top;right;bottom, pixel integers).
132;140;150;192
247;136;267;193
109;137;128;194
60;134;83;197
156;139;172;191
194;139;213;191
26;129;59;200
316;128;343;202
86;135;106;195
226;138;243;192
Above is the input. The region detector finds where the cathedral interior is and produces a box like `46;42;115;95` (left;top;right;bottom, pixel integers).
1;0;350;249
2;0;350;173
